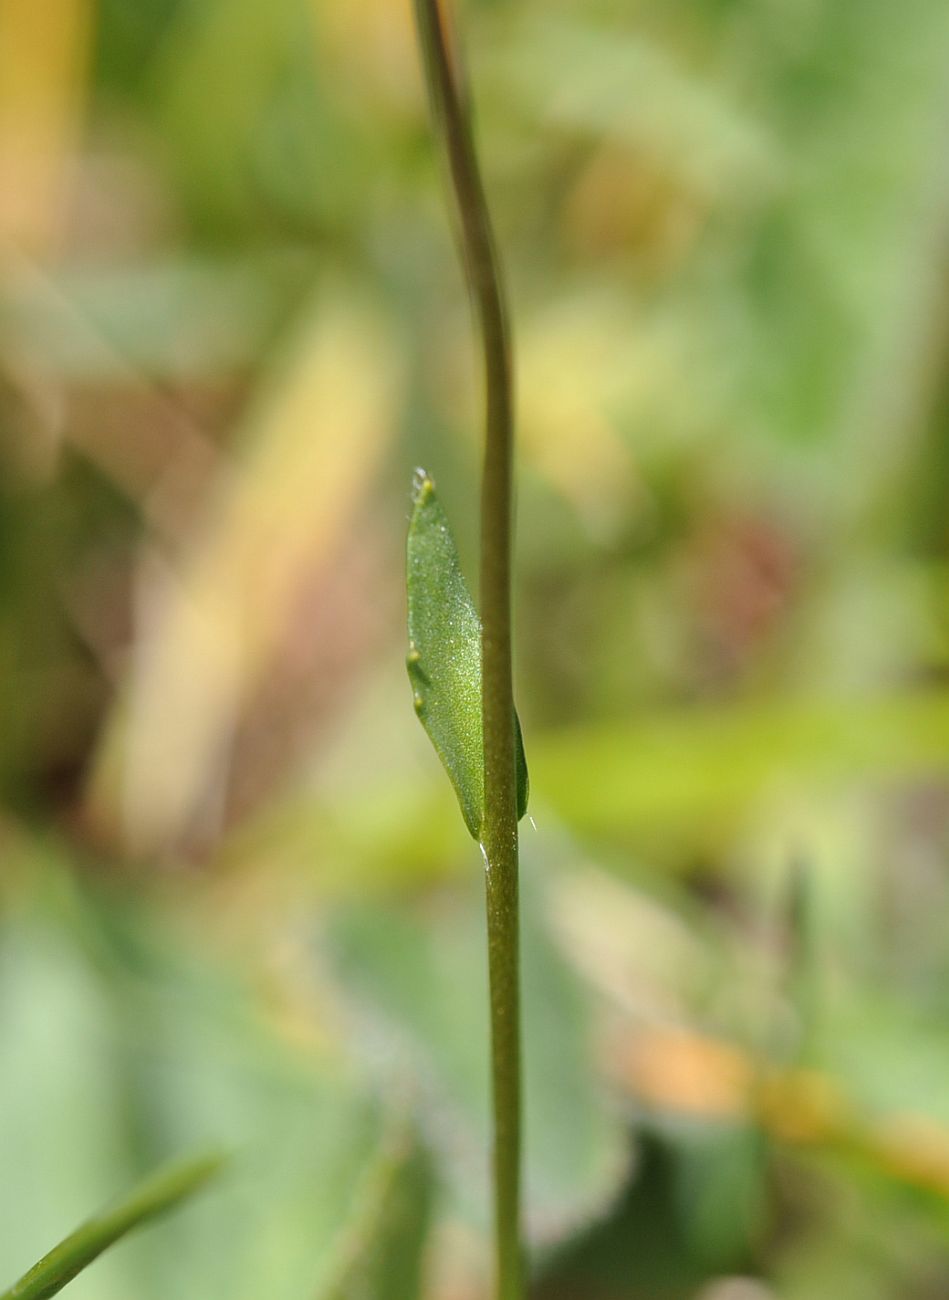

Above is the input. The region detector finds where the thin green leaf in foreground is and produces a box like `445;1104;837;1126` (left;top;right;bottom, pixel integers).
0;1150;226;1300
406;471;528;839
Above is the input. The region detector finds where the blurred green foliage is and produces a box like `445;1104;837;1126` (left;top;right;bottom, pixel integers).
1;0;949;1296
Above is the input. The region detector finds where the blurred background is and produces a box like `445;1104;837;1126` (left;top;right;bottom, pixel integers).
1;0;948;1295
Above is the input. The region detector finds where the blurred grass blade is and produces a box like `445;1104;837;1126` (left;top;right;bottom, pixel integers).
85;288;402;857
0;1151;226;1300
406;471;528;839
318;1113;435;1300
0;0;94;257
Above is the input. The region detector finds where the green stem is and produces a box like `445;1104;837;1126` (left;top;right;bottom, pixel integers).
412;3;523;1298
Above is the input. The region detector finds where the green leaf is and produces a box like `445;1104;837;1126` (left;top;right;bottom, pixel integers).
0;874;400;1300
318;1111;435;1300
0;1152;226;1300
406;471;528;839
326;849;626;1237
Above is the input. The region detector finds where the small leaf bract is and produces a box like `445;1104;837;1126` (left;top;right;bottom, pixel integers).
406;471;528;838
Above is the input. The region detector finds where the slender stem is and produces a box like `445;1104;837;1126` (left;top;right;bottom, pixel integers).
412;3;523;1298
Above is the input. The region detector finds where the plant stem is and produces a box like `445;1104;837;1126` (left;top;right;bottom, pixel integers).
412;3;523;1297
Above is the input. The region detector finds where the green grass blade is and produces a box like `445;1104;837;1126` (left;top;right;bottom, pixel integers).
0;1151;227;1300
406;471;528;839
317;1110;435;1300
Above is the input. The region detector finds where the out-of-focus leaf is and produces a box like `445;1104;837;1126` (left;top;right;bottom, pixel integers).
491;16;775;204
0;0;93;257
0;919;141;1300
515;294;643;539
532;1132;710;1300
3;256;293;383
0;1152;225;1300
151;0;330;229
325;850;624;1239
84;288;403;856
406;471;528;839
225;685;949;890
534;687;949;839
672;1124;766;1269
319;1112;435;1300
0;853;408;1300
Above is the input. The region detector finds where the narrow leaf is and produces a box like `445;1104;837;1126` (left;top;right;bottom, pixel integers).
0;1151;226;1300
318;1111;435;1300
406;471;528;839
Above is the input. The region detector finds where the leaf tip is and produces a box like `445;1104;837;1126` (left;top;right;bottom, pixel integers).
411;467;436;506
